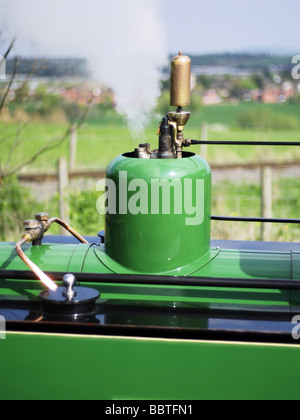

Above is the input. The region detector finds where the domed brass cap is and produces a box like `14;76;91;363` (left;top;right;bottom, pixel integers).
170;52;191;107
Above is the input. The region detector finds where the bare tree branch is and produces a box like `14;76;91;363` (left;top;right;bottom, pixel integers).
2;100;94;179
4;119;31;171
0;56;19;115
3;127;72;178
3;38;16;60
0;157;3;179
0;46;45;116
0;36;95;181
15;58;47;99
0;38;15;72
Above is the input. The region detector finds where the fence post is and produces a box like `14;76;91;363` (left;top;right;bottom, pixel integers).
58;158;70;234
69;123;77;171
260;166;272;241
200;122;208;160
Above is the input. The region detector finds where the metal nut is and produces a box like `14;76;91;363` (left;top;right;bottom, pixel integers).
35;212;50;222
23;220;40;229
62;274;77;301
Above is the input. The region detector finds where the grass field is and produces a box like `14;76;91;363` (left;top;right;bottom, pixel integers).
1;102;300;173
194;102;300;127
1;102;300;242
212;177;300;242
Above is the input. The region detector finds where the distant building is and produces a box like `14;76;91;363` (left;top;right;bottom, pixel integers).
261;83;295;104
202;89;222;105
192;66;253;77
60;86;104;106
261;85;282;103
251;89;263;102
281;81;295;100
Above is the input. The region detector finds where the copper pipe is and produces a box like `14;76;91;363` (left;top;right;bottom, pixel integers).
15;237;58;292
48;218;88;244
14;215;86;291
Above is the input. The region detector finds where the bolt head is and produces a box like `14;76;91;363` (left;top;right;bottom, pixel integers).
63;274;77;289
62;274;77;301
23;220;40;229
35;212;50;222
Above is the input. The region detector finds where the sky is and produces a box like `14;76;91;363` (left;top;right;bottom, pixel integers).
1;0;299;134
161;0;300;55
1;0;299;56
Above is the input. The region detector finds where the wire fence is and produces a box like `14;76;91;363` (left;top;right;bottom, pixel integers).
1;160;300;243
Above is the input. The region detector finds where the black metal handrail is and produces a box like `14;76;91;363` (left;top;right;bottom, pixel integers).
1;270;300;290
191;140;300;146
195;139;300;226
211;216;300;224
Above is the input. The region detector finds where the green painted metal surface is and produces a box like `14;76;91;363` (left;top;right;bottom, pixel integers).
0;242;298;311
1;332;300;400
0;242;77;272
0;242;78;297
1;201;300;400
105;153;211;273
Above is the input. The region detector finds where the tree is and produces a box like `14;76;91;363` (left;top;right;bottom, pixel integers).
197;74;213;90
0;39;94;181
230;78;257;100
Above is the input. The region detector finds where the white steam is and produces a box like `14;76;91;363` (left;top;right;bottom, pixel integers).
3;0;168;136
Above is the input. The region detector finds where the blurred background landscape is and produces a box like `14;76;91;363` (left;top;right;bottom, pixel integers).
0;0;300;243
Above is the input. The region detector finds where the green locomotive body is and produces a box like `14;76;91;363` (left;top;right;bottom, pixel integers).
0;53;300;401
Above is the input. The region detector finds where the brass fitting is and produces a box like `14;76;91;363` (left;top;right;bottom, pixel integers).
35;212;51;232
20;212;88;246
170;52;191;108
35;212;50;222
15;212;87;292
23;219;45;245
167;111;191;158
23;220;40;229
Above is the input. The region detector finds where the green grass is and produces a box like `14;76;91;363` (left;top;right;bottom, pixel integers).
1;103;300;242
193;103;300;127
212;178;300;242
1;103;300;173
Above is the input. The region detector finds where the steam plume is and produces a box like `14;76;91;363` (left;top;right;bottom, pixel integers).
3;0;168;136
